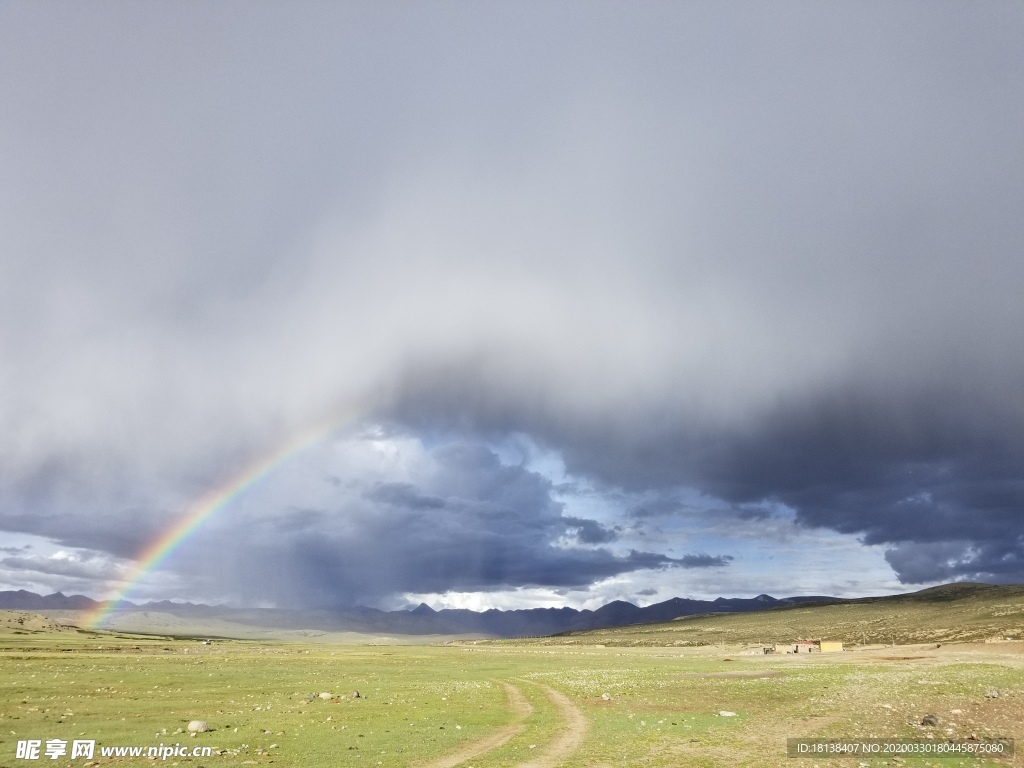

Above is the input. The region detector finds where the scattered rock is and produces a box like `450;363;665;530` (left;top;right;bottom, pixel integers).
718;711;737;717
986;689;1000;698
351;690;361;698
318;692;332;700
187;720;211;733
601;693;611;701
921;715;939;727
303;694;316;701
950;709;963;715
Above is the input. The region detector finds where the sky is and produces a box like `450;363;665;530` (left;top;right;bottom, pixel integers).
1;2;1022;611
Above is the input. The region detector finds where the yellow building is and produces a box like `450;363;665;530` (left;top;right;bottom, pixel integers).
818;641;843;653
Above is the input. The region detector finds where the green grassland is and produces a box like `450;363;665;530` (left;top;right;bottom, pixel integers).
2;590;1023;768
522;584;1024;648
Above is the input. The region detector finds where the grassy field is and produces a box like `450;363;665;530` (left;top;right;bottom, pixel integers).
2;603;1023;768
521;584;1024;648
32;609;480;646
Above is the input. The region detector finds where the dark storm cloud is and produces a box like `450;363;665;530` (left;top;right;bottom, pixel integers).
694;386;1024;584
187;441;711;607
279;538;680;608
0;3;1022;602
393;375;1024;584
390;362;1024;584
885;541;1024;584
0;462;175;560
628;499;684;519
627;497;772;523
562;516;618;544
365;482;446;510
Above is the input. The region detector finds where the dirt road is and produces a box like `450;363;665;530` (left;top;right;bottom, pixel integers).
417;681;532;768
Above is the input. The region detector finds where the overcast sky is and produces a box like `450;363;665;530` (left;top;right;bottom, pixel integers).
1;2;1022;610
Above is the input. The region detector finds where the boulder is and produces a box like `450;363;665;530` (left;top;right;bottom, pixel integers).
187;721;211;733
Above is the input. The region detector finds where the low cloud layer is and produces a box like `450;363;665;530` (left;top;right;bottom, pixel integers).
160;435;726;607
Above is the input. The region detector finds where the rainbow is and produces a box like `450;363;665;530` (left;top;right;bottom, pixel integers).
85;416;352;629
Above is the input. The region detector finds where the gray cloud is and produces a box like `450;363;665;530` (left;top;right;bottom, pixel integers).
364;482;446;510
562;516;619;544
0;3;1021;603
177;440;706;607
628;499;685;519
689;386;1024;584
678;554;734;568
885;541;1024;585
385;362;1024;586
1;554;120;582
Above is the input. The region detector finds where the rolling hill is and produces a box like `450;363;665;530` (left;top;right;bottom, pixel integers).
513;583;1024;646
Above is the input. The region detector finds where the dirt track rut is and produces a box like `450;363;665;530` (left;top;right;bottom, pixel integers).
417;681;532;768
513;683;588;768
417;680;588;768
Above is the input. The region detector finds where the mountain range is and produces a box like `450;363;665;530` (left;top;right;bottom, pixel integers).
0;589;838;637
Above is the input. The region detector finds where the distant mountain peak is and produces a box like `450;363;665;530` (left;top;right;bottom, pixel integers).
0;588;850;638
